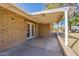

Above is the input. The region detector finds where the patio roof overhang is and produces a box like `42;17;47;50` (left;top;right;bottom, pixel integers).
31;11;64;24
0;3;67;24
30;7;69;24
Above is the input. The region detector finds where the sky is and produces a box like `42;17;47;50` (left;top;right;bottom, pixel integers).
16;3;45;13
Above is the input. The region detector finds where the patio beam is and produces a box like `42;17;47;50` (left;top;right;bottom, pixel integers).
31;7;68;15
64;10;68;46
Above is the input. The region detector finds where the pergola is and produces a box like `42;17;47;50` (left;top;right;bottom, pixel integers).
30;7;69;46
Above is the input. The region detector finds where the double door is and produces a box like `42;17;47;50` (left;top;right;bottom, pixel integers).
27;22;35;39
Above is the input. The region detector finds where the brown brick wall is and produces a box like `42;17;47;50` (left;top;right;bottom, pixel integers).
0;6;51;51
35;23;39;37
38;24;50;37
0;6;30;51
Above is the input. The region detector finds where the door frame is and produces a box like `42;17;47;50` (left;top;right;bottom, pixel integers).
27;22;35;39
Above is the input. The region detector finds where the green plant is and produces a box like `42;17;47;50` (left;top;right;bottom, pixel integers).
68;15;79;31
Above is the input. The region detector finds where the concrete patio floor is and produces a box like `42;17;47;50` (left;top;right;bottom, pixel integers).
0;33;64;56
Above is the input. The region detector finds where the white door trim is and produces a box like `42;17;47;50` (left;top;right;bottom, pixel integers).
31;23;35;38
27;22;35;39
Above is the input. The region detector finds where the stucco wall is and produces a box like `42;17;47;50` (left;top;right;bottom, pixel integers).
38;24;50;37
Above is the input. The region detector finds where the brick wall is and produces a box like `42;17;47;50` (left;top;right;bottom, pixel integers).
0;6;30;51
38;24;50;37
0;6;51;51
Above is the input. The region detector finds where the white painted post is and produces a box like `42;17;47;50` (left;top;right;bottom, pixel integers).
64;10;68;46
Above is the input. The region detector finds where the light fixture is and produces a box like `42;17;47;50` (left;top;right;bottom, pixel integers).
12;18;14;20
24;19;26;21
42;14;45;16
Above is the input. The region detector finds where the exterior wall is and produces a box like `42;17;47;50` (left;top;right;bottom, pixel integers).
0;6;50;51
0;6;28;51
38;24;50;37
35;23;39;37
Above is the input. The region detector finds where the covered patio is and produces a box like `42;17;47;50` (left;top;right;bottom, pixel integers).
0;3;75;56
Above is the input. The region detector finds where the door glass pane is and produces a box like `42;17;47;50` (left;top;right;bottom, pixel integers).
32;25;35;36
27;24;30;37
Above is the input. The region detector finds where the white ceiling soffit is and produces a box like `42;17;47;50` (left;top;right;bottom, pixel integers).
31;11;64;24
30;7;68;24
30;7;69;15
